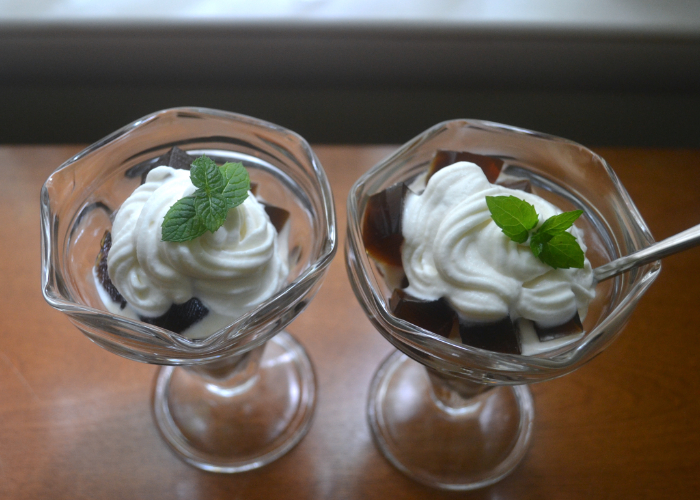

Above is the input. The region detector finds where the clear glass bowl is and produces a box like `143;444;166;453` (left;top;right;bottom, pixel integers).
41;107;337;472
345;119;660;489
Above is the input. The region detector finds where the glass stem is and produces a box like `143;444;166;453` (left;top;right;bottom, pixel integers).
426;367;494;414
185;342;266;392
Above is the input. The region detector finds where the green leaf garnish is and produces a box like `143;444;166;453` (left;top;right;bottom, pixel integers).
219;162;251;209
485;195;539;243
161;196;208;242
528;230;550;258
194;191;228;232
161;155;250;242
535;210;583;239
190;156;225;195
534;231;585;269
486;195;585;269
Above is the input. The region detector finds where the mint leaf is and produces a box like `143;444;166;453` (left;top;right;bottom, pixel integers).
536;210;583;238
530;209;584;261
194;191;228;232
485;195;539;244
219;162;250;209
535;231;585;269
161;154;251;242
161;196;208;242
529;230;550;258
191;156;224;195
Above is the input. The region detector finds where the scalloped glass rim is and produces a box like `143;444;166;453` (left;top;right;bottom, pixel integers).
346;119;660;383
41;107;337;363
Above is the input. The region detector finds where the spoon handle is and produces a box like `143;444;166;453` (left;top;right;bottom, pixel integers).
594;223;700;282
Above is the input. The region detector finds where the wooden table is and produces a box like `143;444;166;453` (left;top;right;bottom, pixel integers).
1;145;699;499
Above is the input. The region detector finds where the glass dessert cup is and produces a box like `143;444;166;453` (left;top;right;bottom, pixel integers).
41;108;337;472
346;119;660;490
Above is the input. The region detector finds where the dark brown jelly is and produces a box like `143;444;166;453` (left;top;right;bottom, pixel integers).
459;316;521;355
125;146;195;183
133;146;196;184
390;289;456;338
534;312;583;342
361;182;409;268
262;203;290;233
95;231;127;310
139;298;209;334
249;182;290;232
157;146;196;171
428;150;504;183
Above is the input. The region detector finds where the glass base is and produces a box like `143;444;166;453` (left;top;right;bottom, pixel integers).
368;351;534;490
153;331;316;473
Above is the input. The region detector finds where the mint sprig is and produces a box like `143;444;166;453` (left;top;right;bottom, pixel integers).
486;195;584;269
161;156;250;242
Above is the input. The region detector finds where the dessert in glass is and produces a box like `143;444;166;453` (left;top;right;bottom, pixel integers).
345;119;660;489
41;107;337;472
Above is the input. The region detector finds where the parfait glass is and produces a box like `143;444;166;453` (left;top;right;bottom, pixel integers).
345;119;660;490
41;108;337;472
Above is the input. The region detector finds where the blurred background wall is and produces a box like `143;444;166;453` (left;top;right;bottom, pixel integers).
1;0;699;146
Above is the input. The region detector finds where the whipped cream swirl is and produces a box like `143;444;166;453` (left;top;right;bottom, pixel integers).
106;166;288;338
402;162;595;327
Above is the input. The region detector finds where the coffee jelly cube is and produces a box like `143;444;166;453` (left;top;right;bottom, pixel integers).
262;203;290;233
126;146;196;184
139;298;209;335
158;146;196;171
459;316;521;354
362;182;409;268
428;150;504;183
95;231;127;309
389;289;456;338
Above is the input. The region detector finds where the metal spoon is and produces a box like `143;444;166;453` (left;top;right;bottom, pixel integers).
594;223;700;282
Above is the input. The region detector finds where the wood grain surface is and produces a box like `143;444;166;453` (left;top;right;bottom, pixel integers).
0;145;699;499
